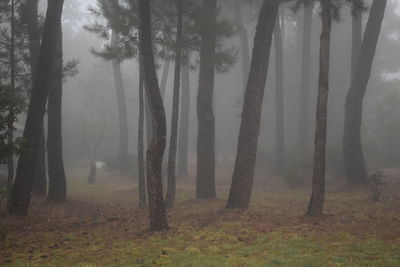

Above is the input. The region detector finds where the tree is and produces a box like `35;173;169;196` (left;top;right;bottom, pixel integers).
177;52;190;177
47;21;66;203
226;0;279;209
165;0;183;208
137;46;146;208
274;11;285;174
139;0;169;231
22;0;47;198
8;0;65;215
343;0;387;185
196;0;217;199
298;0;313;155
306;0;332;216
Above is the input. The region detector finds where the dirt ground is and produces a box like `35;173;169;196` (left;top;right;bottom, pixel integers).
1;167;400;266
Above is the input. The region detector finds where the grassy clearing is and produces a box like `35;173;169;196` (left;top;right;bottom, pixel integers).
1;169;400;266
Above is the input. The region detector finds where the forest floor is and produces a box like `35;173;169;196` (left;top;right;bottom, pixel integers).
1;167;400;266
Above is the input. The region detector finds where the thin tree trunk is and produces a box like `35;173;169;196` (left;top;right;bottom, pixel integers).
139;0;169;231
24;0;47;197
234;0;250;93
138;46;146;208
306;0;331;216
160;58;171;99
274;12;285;174
196;0;217;199
111;32;129;174
298;3;313;154
165;1;183;208
343;0;387;185
6;0;16;204
8;0;65;215
47;20;66;203
226;0;279;210
177;53;190;177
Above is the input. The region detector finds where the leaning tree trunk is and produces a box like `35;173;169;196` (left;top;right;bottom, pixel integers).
24;0;47;197
138;46;146;208
234;0;250;93
6;0;16;204
306;0;331;216
111;32;129;174
8;0;65;215
274;12;285;174
226;0;279;210
165;1;183;208
343;0;386;185
177;53;190;177
196;0;217;199
160;58;171;99
139;0;169;231
47;21;67;203
298;2;313;155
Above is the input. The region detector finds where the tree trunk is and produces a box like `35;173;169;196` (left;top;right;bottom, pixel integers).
234;0;250;93
196;0;217;199
6;0;16;204
47;20;66;203
343;0;387;185
138;46;146;208
139;0;169;231
226;0;279;210
298;2;313;154
160;58;171;99
165;1;183;208
88;161;97;184
177;53;190;177
274;12;285;174
111;32;129;174
8;0;65;215
24;0;47;197
306;0;331;216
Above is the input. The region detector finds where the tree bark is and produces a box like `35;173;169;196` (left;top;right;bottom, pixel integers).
165;1;183;208
177;53;190;177
196;0;217;199
6;0;16;204
298;2;313;154
306;0;331;216
139;0;169;231
234;0;250;93
343;0;387;185
24;0;47;197
8;0;65;215
226;0;279;210
138;46;146;208
274;12;285;174
111;32;129;174
47;20;67;203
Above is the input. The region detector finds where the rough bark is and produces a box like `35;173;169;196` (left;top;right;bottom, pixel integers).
47;20;66;203
111;32;129;174
226;0;279;210
274;12;285;174
24;0;47;197
298;3;313;154
196;0;217;199
165;1;183;208
8;0;65;215
6;0;16;204
306;0;331;216
234;0;250;93
139;0;169;231
138;47;146;208
343;0;387;185
177;53;190;177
